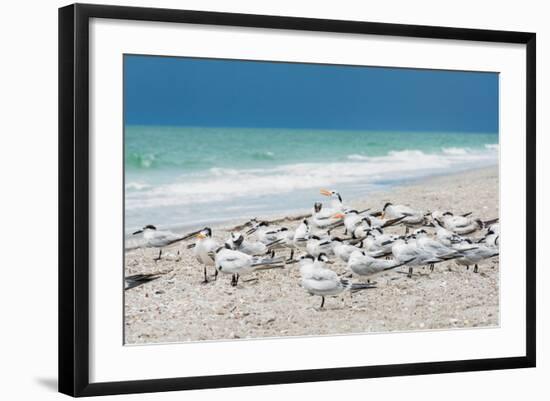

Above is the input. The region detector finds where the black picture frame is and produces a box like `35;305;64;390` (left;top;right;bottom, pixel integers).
59;3;536;397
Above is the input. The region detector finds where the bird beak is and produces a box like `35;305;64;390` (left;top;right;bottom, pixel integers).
380;212;385;219
319;188;332;196
132;230;143;235
332;213;345;219
196;233;206;239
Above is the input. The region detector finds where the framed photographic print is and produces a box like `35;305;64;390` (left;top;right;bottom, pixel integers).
58;3;536;397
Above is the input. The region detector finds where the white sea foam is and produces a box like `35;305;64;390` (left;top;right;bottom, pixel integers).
347;154;369;161
442;147;469;155
125;146;498;211
125;182;151;191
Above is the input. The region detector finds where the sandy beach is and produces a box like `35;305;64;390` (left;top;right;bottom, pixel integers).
124;166;499;345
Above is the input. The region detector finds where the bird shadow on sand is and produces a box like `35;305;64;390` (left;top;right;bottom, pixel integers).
35;377;57;392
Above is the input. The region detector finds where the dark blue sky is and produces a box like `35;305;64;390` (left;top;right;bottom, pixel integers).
124;55;498;132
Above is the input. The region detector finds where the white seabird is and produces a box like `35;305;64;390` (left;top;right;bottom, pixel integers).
214;245;285;286
300;253;376;308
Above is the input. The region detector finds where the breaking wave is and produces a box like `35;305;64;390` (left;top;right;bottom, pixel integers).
126;145;498;211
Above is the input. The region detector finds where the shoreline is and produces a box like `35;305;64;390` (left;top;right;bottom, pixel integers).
127;165;499;238
124;166;499;344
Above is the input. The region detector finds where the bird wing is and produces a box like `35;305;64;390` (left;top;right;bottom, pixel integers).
310;267;339;281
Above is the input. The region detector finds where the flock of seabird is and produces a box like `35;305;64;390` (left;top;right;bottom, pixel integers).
127;189;499;309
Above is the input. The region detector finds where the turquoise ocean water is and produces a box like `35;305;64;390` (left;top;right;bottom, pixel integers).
125;126;498;234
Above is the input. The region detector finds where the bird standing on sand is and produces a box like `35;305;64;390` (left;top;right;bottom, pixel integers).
391;236;458;278
413;228;463;272
131;224;198;261
347;250;411;279
300;253;376;309
214;245;285;286
193;227;220;283
452;238;499;273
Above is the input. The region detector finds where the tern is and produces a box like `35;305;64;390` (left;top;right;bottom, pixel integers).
310;189;346;230
306;234;334;258
246;221;294;246
311;202;343;230
452;238;499;273
131;225;198;260
193;227;220;283
432;218;465;247
226;232;282;256
214;245;285;286
476;224;500;247
293;219;311;249
347;250;412;279
348;215;406;239
431;211;483;235
391;236;458;278
362;228;399;256
381;203;425;232
300;253;376;309
330;237;364;263
480;229;500;248
341;210;364;234
319;188;344;211
413;228;463;271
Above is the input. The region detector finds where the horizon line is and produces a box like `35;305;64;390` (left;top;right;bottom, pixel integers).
123;124;498;135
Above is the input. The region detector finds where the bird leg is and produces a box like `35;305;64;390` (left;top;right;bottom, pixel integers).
212;269;218;280
236;274;240;285
154;249;162;262
320;296;325;309
430;263;434;272
201;267;209;284
408;267;413;278
474;264;479;273
405;226;409;235
231;274;237;287
288;249;294;261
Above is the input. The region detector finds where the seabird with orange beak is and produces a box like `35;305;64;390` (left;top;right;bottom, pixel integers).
311;189;345;230
193;227;220;283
